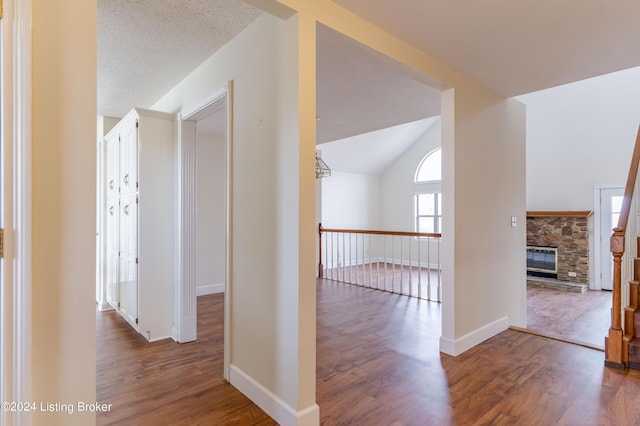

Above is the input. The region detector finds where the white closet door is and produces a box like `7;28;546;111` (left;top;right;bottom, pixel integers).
105;198;119;309
120;121;138;196
105;134;120;309
105;136;119;198
118;193;138;327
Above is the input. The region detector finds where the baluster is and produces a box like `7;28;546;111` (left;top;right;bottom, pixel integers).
400;236;404;294
355;233;359;286
384;235;388;291
377;235;381;290
333;232;337;280
418;235;422;299
338;234;347;282
436;239;442;302
407;237;413;297
427;236;432;301
368;234;372;288
391;236;395;293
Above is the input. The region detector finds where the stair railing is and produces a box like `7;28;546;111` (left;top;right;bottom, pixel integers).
605;125;640;369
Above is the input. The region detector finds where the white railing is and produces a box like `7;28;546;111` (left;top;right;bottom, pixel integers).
318;224;442;302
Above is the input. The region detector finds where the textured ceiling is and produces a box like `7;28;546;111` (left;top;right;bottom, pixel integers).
97;0;261;117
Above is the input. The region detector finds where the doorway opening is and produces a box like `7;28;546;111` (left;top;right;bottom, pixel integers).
177;83;232;379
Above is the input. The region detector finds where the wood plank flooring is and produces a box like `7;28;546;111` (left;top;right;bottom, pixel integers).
96;295;275;425
316;279;640;425
526;285;611;348
97;281;640;425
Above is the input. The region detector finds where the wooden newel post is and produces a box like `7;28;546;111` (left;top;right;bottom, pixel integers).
606;228;625;368
318;223;324;278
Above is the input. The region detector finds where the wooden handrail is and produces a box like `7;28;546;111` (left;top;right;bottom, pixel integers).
606;125;640;369
319;225;442;239
617;126;640;232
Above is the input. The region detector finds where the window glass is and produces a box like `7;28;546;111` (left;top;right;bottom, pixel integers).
415;148;441;182
416;193;442;233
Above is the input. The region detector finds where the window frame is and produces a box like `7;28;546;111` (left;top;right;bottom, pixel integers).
414;148;442;235
415;192;442;234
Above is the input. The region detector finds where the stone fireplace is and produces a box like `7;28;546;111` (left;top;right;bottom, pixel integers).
526;211;591;284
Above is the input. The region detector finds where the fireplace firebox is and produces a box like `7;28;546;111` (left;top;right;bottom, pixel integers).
526;246;558;278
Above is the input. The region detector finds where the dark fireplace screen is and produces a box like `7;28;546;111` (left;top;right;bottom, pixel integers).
526;246;558;277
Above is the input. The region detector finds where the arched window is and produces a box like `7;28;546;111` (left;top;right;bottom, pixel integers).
414;148;442;233
415;148;441;183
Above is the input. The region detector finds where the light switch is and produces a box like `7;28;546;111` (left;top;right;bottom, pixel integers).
511;216;517;228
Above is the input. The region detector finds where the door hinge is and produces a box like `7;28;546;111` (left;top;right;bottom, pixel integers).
136;196;139;204
136;120;139;128
135;318;138;325
0;229;4;259
118;302;121;308
135;257;139;264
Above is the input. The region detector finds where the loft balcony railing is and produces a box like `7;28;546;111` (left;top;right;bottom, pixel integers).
318;224;442;302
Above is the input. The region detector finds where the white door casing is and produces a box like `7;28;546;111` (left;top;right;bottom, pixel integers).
175;82;232;381
594;185;624;291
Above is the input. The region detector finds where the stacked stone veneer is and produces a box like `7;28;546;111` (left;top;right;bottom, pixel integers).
526;215;589;283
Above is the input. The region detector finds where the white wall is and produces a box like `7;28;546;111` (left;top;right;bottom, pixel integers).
519;67;640;210
380;118;441;232
440;88;527;355
195;128;226;294
321;171;380;229
32;1;97;424
152;13;318;423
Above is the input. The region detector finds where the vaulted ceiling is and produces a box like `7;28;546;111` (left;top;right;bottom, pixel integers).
98;0;640;173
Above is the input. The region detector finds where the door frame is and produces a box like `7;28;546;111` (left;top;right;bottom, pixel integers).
593;184;624;290
175;82;233;379
1;0;33;419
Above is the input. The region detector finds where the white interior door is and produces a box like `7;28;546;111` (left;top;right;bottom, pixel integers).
600;187;624;291
119;192;138;327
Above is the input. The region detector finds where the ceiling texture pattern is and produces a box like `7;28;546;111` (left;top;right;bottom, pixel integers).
98;0;261;117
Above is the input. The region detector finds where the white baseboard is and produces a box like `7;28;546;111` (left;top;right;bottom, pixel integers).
230;365;320;426
439;316;509;356
197;283;225;296
97;300;114;311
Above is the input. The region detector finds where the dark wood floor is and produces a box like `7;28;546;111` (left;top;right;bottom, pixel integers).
526;285;611;348
96;295;275;425
98;281;640;425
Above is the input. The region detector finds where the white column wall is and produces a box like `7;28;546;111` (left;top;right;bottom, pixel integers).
270;0;527;356
31;1;97;424
152;13;318;423
441;89;527;352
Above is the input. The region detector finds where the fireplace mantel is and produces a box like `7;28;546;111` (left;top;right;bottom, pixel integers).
527;211;593;218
